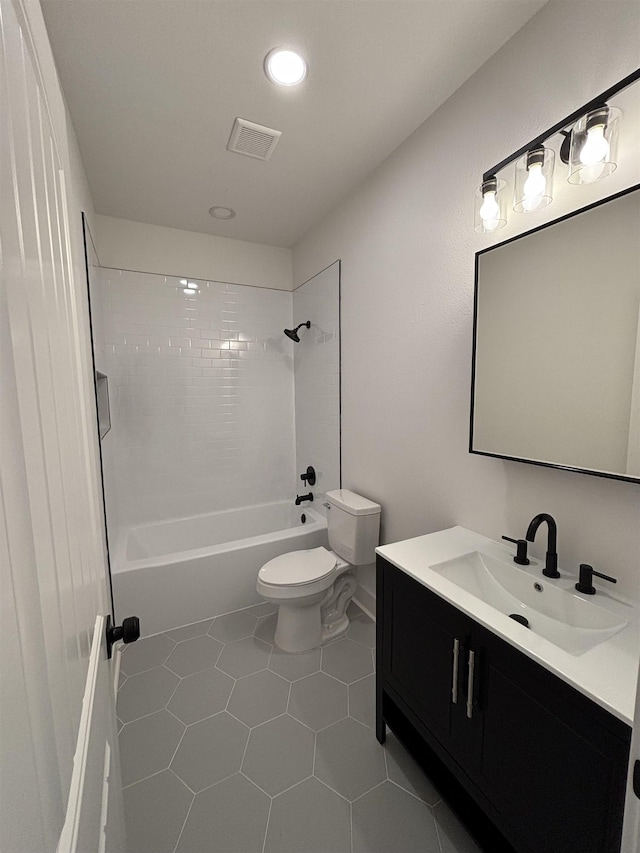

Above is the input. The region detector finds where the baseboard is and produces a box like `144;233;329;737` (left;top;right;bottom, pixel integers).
352;586;376;622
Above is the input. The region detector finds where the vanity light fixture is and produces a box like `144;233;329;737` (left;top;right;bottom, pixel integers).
264;47;307;87
513;146;554;212
475;177;506;233
474;67;639;234
564;105;621;185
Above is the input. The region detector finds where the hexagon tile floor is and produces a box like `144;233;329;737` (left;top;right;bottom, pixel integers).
118;603;481;853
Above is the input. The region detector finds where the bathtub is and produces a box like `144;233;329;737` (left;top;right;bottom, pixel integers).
112;502;328;636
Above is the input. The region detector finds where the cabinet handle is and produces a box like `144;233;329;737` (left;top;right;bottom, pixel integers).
451;639;460;704
466;650;475;720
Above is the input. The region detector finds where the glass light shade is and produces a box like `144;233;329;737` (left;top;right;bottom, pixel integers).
264;48;307;86
513;147;555;213
567;106;621;185
474;178;507;234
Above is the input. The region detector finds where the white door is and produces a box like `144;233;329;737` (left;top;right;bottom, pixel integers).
0;0;126;850
57;618;126;853
622;654;640;853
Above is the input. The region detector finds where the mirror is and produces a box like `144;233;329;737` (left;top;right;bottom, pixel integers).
471;184;640;483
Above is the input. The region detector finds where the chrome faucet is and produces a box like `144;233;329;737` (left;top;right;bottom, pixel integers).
526;513;560;578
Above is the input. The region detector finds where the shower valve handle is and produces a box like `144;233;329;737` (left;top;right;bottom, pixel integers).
300;466;316;486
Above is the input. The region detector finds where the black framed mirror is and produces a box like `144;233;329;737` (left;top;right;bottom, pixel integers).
470;184;640;483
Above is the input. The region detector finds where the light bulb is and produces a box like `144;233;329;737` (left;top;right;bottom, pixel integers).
580;124;609;166
578;124;608;182
479;190;500;230
264;48;307;86
567;106;619;186
522;163;546;212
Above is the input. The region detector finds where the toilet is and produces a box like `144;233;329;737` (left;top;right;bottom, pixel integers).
256;489;381;653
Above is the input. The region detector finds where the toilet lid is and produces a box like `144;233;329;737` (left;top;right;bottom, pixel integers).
259;547;337;586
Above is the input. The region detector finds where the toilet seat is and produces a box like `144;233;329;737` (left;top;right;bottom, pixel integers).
259;546;337;587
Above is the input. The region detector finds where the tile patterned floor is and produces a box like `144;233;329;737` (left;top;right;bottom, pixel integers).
118;603;481;853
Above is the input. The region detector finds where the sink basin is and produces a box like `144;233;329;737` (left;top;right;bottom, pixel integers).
430;551;628;656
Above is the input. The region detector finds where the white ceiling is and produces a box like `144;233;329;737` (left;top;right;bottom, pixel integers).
42;0;546;248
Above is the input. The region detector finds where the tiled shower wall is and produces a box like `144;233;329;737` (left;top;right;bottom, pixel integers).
293;262;341;507
94;268;296;531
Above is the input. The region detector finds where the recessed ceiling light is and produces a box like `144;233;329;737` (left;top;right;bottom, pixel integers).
209;206;236;220
183;288;197;295
264;48;307;87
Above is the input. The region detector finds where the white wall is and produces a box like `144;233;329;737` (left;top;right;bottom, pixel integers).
95;214;293;291
94;268;296;533
293;262;341;509
293;1;640;598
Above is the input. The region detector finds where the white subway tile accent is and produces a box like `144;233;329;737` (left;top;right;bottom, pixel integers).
95;268;296;528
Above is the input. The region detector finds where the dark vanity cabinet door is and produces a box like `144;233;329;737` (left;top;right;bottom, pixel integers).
473;624;629;853
377;557;631;853
380;561;480;765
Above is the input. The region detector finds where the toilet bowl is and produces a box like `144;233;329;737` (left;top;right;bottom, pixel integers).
257;489;381;653
257;547;356;652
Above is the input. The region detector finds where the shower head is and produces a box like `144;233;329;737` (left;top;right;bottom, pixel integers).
284;321;310;343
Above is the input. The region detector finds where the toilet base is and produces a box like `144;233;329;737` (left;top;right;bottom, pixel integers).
320;572;357;644
321;614;349;644
274;595;324;653
272;572;357;654
274;607;350;653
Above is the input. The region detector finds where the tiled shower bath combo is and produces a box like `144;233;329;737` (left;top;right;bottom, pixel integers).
90;263;343;635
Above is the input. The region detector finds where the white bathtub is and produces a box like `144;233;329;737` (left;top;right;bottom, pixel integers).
112;502;328;636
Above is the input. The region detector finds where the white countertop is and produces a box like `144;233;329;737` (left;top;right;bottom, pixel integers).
377;526;640;726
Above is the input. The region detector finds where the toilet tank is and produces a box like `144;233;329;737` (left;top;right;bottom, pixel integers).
325;489;381;565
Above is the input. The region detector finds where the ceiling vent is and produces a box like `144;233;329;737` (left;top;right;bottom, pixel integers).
227;118;281;161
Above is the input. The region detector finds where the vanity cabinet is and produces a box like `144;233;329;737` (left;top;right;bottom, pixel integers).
377;557;631;853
